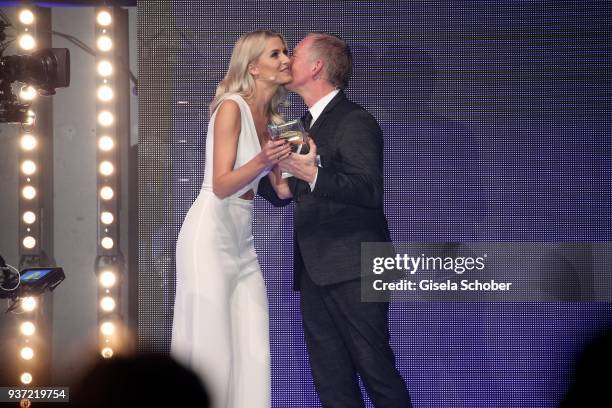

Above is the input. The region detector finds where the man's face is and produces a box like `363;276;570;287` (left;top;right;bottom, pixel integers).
286;37;315;92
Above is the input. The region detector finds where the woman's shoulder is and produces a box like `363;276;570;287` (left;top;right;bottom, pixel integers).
220;93;247;106
215;98;241;122
214;94;244;114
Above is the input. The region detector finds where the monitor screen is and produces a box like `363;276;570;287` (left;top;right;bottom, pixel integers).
20;269;53;282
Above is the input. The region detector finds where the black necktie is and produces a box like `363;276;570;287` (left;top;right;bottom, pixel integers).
302;111;313;131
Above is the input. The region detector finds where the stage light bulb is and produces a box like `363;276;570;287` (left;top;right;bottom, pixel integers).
23;236;36;249
21;297;37;312
20;321;35;336
97;60;113;77
19;86;37;101
101;237;114;249
25;110;35;125
100;186;114;200
99;161;114;176
97;10;112;26
23;211;36;224
98;111;114;126
100;296;116;312
101;347;114;359
20;134;37;150
20;372;32;385
97;35;112;51
97;85;114;102
19;34;35;50
99;271;117;288
98;136;114;151
22;186;36;200
101;211;114;225
20;347;34;360
100;321;115;336
19;9;35;25
21;160;37;175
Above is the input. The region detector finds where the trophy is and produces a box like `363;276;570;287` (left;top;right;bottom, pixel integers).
268;119;310;178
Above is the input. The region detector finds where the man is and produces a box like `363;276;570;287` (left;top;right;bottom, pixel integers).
259;33;412;407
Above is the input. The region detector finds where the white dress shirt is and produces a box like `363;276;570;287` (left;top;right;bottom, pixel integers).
307;89;340;190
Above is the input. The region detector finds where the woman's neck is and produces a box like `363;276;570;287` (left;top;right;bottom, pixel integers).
247;82;277;118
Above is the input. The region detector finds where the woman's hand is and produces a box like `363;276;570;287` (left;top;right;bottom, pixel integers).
278;137;318;183
258;139;292;168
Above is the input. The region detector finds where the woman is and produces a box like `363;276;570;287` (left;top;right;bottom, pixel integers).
171;30;293;408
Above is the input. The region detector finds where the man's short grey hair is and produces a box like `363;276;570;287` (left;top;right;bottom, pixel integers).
307;33;352;89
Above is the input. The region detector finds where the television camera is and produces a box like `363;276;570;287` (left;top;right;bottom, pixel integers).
0;20;70;123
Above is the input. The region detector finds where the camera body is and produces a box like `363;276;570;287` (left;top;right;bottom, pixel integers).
0;21;70;123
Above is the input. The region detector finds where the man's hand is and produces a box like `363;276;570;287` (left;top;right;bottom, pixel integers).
279;138;318;183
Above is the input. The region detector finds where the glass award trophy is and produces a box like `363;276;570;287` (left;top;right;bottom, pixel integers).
268;119;310;178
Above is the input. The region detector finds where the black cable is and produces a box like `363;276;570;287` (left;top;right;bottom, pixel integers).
50;29;138;86
0;10;13;27
51;30;96;55
0;39;15;55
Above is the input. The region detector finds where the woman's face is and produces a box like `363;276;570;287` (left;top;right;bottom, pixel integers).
250;36;292;85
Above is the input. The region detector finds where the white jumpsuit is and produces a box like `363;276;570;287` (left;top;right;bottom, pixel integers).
171;94;271;408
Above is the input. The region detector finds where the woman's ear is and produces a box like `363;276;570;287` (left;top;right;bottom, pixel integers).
248;62;259;77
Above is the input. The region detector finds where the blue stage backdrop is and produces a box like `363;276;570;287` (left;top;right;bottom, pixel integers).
138;1;611;406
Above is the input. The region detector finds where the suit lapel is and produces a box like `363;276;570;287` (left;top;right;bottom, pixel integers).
294;91;346;201
308;91;346;135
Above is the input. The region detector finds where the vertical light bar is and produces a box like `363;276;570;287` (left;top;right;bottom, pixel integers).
16;4;40;389
95;6;124;358
17;5;40;261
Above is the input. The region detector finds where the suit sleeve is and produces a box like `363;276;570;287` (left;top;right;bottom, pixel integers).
311;109;384;209
257;176;293;207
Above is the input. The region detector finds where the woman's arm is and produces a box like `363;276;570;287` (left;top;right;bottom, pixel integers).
212;100;291;199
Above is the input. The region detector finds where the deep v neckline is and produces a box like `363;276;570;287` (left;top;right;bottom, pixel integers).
241;97;265;152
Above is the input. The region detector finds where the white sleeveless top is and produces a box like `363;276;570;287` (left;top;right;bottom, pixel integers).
201;94;268;199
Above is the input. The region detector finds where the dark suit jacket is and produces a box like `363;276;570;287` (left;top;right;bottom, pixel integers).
259;91;391;290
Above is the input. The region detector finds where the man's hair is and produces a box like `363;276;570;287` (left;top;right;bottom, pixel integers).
308;33;352;89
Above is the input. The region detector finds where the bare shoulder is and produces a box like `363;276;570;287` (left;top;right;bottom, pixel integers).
214;99;241;134
216;99;241;120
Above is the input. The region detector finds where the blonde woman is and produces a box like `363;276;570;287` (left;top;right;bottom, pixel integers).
171;30;293;407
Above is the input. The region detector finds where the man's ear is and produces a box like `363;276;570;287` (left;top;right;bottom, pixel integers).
312;60;324;79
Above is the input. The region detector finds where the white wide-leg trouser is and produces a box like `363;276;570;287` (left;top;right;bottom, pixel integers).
172;191;271;408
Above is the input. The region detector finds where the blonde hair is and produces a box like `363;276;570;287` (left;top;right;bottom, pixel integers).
210;30;288;125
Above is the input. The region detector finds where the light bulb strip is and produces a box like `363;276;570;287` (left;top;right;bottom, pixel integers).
95;7;127;359
96;261;122;358
16;6;56;387
17;7;41;258
96;7;119;257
